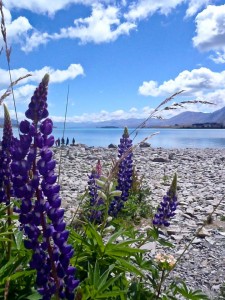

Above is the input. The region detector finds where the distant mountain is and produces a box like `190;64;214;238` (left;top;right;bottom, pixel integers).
54;106;225;128
1;106;225;129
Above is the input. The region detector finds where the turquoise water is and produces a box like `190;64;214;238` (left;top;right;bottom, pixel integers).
2;127;225;148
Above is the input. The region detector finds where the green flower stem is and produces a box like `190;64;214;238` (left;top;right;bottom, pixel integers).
156;269;165;299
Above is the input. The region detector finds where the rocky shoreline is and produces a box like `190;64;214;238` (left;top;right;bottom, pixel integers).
53;145;225;299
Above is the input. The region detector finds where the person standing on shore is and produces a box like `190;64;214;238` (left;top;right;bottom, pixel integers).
66;137;69;146
61;137;65;145
72;137;75;146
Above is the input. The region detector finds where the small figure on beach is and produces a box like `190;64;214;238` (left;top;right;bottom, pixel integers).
58;138;60;147
66;137;69;146
61;137;65;145
55;139;58;147
72;137;75;146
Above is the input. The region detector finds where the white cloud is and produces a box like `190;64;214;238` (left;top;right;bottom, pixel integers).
185;0;211;18
21;31;50;52
52;4;136;44
0;64;84;88
49;106;155;123
0;6;32;45
125;0;183;21
139;67;225;110
5;0;106;15
0;64;84;113
125;0;210;21
210;51;225;64
139;67;225;96
3;0;212;52
193;4;225;63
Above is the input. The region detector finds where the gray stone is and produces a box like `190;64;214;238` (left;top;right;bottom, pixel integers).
140;142;151;148
108;143;117;149
152;157;168;162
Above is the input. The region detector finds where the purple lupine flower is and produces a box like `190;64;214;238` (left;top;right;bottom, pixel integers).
88;160;104;222
11;74;79;299
109;127;133;217
153;173;178;227
0;104;13;205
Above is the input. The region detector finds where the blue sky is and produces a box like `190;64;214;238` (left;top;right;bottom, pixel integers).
1;0;225;122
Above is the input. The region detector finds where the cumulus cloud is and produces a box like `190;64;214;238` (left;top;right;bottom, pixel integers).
124;0;210;21
139;67;225;109
5;0;104;15
139;67;225;96
185;0;211;18
3;0;212;52
125;0;183;21
0;6;32;45
0;64;84;113
51;4;136;44
21;31;50;52
0;64;84;88
193;4;225;63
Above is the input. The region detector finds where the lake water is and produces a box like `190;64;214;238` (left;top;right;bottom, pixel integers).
2;127;225;148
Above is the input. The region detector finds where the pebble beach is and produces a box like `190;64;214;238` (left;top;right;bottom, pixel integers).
53;145;225;299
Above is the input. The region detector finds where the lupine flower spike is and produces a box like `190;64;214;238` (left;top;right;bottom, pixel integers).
0;104;13;205
96;159;102;177
153;173;178;227
87;160;104;222
109;127;133;216
11;74;79;300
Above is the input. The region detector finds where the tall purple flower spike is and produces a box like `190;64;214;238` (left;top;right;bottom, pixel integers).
109;127;133;217
153;173;178;227
11;74;79;300
0;104;13;205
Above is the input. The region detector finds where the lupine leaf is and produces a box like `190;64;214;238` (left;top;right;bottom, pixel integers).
93;261;100;289
98;274;121;294
8;269;35;281
14;230;23;250
115;257;144;277
0;256;28;283
106;246;145;257
97;265;116;292
95;290;127;298
88;223;105;253
107;228;124;244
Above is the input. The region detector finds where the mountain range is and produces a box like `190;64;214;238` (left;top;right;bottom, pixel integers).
54;105;225;128
1;105;225;128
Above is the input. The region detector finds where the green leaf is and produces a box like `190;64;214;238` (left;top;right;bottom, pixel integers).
88;223;105;253
8;269;35;281
88;262;94;284
158;238;174;248
115;257;144;277
109;190;122;197
96;290;127;298
95;179;106;188
106;246;144;257
115;239;143;248
93;261;100;289
14;230;23;250
98;274;121;294
26;291;42;300
107;228;124;244
0;255;28;284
